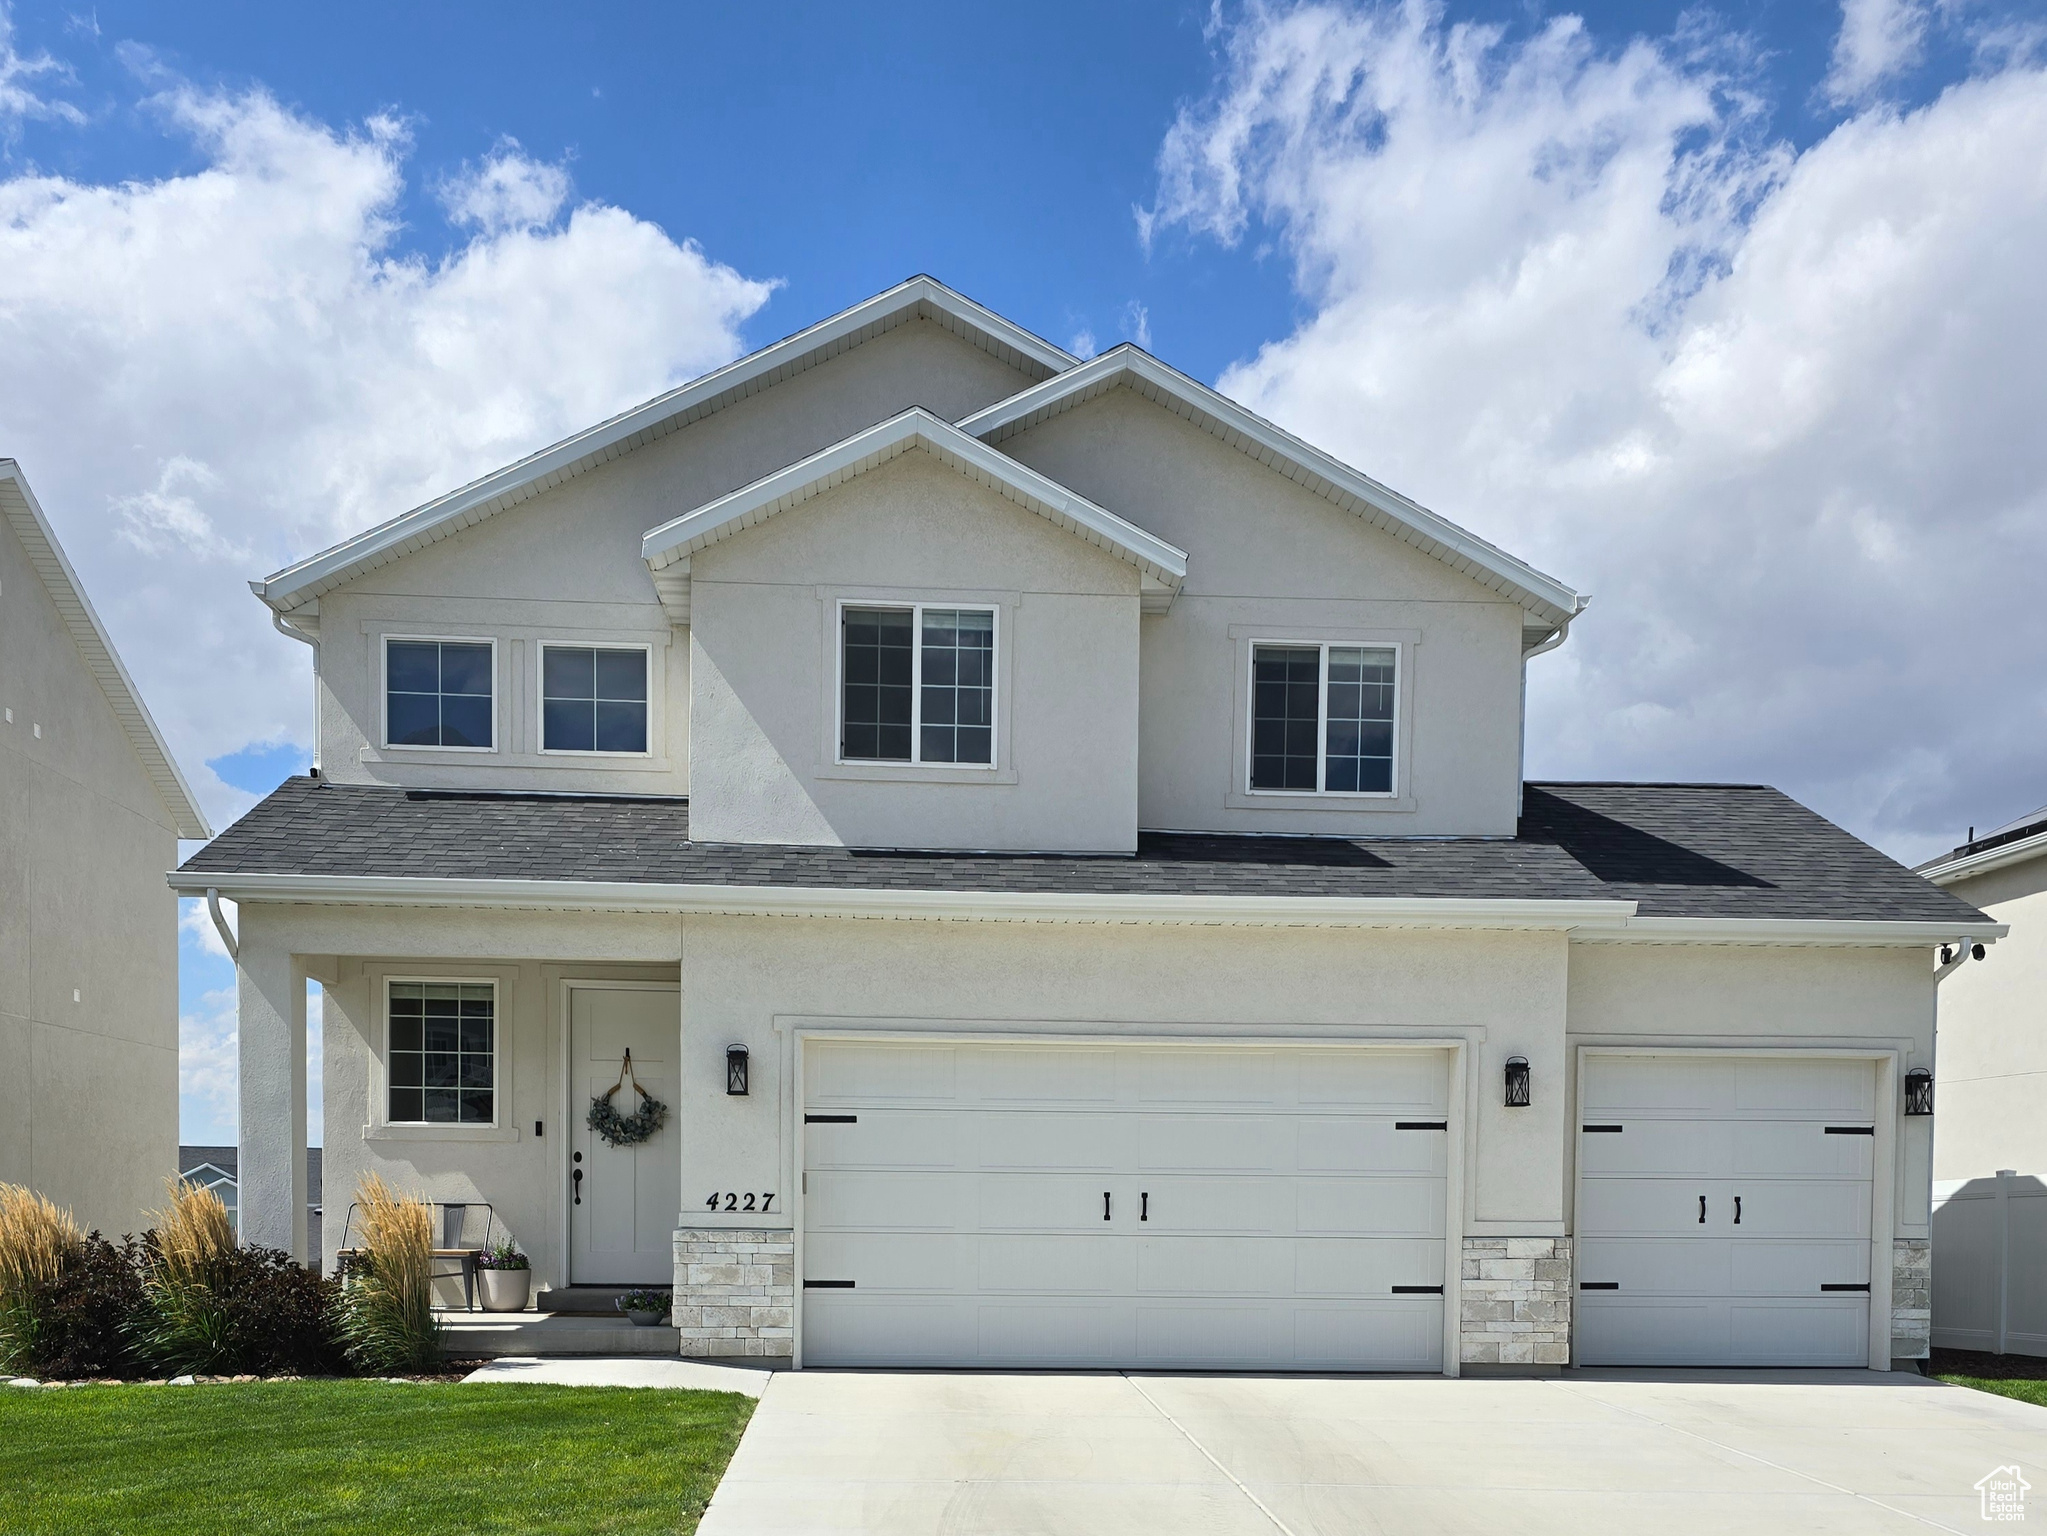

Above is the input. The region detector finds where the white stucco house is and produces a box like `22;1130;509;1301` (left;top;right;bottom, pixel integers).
174;277;1994;1374
3;461;212;1238
1917;811;2047;1354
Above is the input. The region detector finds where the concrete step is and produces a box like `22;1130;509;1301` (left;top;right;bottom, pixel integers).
438;1311;679;1358
532;1285;638;1315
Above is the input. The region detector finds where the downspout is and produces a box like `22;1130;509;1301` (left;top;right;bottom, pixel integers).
205;888;239;960
1518;601;1587;817
270;608;322;777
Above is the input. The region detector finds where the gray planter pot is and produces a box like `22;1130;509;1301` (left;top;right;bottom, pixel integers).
624;1308;667;1327
478;1267;532;1312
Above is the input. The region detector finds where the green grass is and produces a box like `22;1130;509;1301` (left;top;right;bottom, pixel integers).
1928;1347;2047;1409
0;1380;756;1535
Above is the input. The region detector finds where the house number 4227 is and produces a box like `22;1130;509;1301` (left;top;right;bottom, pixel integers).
705;1192;774;1213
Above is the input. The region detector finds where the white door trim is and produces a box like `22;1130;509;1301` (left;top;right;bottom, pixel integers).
789;1027;1470;1375
558;978;683;1287
1570;1044;1901;1372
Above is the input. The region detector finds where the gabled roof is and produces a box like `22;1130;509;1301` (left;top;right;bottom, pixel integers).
958;346;1588;640
1918;806;2047;884
640;409;1189;622
251;276;1078;616
1;462;211;839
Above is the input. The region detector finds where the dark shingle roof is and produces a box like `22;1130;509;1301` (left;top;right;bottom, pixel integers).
177;777;1985;925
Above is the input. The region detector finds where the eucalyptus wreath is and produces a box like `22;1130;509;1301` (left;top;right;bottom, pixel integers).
588;1050;669;1147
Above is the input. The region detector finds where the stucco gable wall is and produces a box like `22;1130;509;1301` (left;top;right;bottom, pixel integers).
1930;852;2047;1184
0;509;179;1240
314;320;1041;793
687;448;1141;851
995;385;1527;837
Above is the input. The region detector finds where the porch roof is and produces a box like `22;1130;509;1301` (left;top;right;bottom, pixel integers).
174;777;1987;930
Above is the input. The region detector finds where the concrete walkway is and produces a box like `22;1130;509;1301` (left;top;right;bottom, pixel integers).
461;1356;775;1395
699;1368;2047;1534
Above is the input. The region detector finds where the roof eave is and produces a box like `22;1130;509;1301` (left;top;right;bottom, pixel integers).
1919;827;2047;886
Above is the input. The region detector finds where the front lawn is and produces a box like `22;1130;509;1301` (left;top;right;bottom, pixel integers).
0;1379;755;1535
1928;1347;2047;1409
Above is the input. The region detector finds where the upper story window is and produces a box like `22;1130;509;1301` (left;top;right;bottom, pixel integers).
841;604;995;766
1250;642;1397;795
387;980;495;1125
386;638;494;750
542;645;649;754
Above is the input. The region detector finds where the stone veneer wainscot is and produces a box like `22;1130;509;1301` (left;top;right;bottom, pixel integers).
1893;1236;1931;1362
672;1227;794;1358
1461;1236;1571;1370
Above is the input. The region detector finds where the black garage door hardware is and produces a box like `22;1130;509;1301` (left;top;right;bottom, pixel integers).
1579;1282;1619;1290
804;1114;858;1124
803;1279;856;1289
1824;1126;1876;1135
1395;1121;1448;1131
1581;1125;1623;1133
1390;1285;1444;1295
1820;1283;1871;1292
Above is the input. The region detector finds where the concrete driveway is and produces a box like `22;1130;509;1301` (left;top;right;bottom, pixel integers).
697;1369;2047;1534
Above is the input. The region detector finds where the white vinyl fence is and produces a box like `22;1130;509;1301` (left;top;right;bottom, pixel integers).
1933;1171;2047;1356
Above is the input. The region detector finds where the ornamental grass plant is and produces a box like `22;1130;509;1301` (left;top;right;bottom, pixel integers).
131;1179;237;1374
0;1184;83;1373
335;1173;441;1373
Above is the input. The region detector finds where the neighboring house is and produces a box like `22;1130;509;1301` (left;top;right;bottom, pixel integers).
1916;811;2047;1354
1;462;212;1240
178;1144;324;1264
172;277;1992;1374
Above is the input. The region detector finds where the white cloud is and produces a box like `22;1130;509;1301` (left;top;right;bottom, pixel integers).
178;939;325;1148
439;138;573;234
179;894;233;960
1147;0;2047;861
0;76;774;830
1826;0;1933;104
0;3;84;127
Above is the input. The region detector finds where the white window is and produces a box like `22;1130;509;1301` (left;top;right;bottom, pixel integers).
840;604;996;766
541;645;649;754
1248;641;1398;795
385;637;495;750
386;980;497;1125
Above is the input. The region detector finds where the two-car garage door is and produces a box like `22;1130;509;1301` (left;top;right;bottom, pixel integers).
1576;1055;1878;1368
800;1040;1451;1371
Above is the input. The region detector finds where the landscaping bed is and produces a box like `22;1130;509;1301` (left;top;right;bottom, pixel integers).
1927;1347;2047;1408
0;1377;755;1534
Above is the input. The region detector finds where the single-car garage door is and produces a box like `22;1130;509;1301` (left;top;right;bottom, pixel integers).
1576;1054;1877;1367
800;1039;1451;1371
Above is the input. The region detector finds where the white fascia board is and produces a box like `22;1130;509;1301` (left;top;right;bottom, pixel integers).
959;349;1588;633
1;463;212;838
1576;915;2010;947
168;869;1635;929
253;277;1077;614
640;408;1189;599
1918;829;2047;886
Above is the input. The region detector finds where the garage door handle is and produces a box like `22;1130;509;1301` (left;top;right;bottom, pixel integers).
1141;1192;1148;1222
1698;1195;1706;1224
1733;1196;1742;1225
1103;1191;1111;1221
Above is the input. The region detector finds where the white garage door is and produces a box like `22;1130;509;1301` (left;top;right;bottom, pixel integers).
1576;1055;1877;1368
800;1040;1451;1371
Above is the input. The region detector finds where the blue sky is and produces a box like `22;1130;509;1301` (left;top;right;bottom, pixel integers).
3;0;2042;1144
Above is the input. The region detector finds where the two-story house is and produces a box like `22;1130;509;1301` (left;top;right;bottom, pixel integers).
4;461;211;1238
174;277;1995;1374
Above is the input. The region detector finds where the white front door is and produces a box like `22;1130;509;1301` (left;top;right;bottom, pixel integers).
801;1040;1451;1371
1576;1054;1877;1367
570;985;682;1285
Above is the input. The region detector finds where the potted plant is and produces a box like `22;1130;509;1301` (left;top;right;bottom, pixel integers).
476;1242;531;1313
616;1288;670;1327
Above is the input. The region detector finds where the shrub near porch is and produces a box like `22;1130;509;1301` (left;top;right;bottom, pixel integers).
0;1380;755;1536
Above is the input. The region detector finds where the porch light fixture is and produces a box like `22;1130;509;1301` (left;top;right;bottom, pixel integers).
726;1044;750;1097
1504;1056;1531;1108
1904;1067;1933;1117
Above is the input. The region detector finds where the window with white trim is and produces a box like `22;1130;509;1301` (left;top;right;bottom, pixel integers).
1249;642;1397;794
542;645;648;753
841;604;995;765
387;981;495;1124
386;639;493;749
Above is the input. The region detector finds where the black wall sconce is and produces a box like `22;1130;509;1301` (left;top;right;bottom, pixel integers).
1904;1067;1933;1116
726;1044;750;1097
1504;1055;1531;1108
